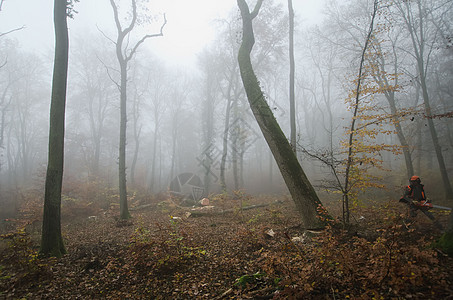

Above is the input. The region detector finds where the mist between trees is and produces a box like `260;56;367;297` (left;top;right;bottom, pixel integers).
0;0;452;221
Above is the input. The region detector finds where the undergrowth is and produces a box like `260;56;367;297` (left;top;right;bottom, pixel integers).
260;215;448;299
0;228;53;294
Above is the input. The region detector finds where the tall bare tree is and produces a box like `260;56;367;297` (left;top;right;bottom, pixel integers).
237;0;325;229
40;0;71;257
394;0;453;200
343;0;379;224
288;0;296;152
198;48;220;195
107;0;166;219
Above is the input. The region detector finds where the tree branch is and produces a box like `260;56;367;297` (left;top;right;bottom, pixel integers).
125;13;167;62
0;26;25;38
0;57;7;69
96;54;120;91
96;25;116;45
250;0;264;19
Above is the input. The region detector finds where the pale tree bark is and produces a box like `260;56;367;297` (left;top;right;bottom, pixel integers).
40;0;69;258
149;103;162;193
237;0;325;229
231;96;240;191
108;0;166;219
199;50;218;195
169;86;185;182
288;0;296;153
0;83;12;151
216;18;243;193
220;64;240;192
147;65;167;193
130;86;142;186
220;81;233;192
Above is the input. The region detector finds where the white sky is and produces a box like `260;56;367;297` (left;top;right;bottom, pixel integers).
0;0;324;67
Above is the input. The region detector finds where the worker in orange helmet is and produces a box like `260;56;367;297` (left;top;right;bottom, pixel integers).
400;175;442;229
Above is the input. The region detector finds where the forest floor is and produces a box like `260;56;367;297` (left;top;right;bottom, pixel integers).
1;194;453;299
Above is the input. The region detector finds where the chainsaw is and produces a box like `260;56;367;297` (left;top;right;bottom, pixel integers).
399;197;452;211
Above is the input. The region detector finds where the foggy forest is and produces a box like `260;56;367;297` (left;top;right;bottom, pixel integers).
1;0;453;298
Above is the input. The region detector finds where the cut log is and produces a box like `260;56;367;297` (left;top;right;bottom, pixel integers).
129;203;154;211
188;200;283;217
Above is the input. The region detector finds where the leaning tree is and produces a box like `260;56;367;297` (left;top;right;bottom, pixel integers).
237;0;326;229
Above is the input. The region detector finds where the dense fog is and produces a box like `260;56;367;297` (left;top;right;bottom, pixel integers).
0;0;452;219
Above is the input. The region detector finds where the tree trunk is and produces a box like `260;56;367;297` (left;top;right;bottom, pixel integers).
239;139;245;188
288;0;296;152
170;119;178;183
343;0;378;224
87;86;101;178
220;86;233;192
149;118;158;193
231;97;240;191
420;78;453;199
109;0;165;218
130;91;141;187
237;0;324;229
40;0;69;258
118;61;130;219
398;0;453;200
388;92;414;179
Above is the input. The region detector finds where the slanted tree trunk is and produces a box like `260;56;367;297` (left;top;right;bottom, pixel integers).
237;0;324;229
40;0;69;258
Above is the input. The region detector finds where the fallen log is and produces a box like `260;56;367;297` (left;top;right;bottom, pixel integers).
188;200;283;217
129;203;154;211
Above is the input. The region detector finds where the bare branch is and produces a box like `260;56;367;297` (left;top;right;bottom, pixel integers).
96;54;120;91
0;26;26;38
299;146;345;194
96;25;116;45
125;13;167;62
0;57;6;69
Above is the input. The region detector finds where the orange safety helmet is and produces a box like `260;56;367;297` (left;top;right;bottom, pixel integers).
410;175;420;181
